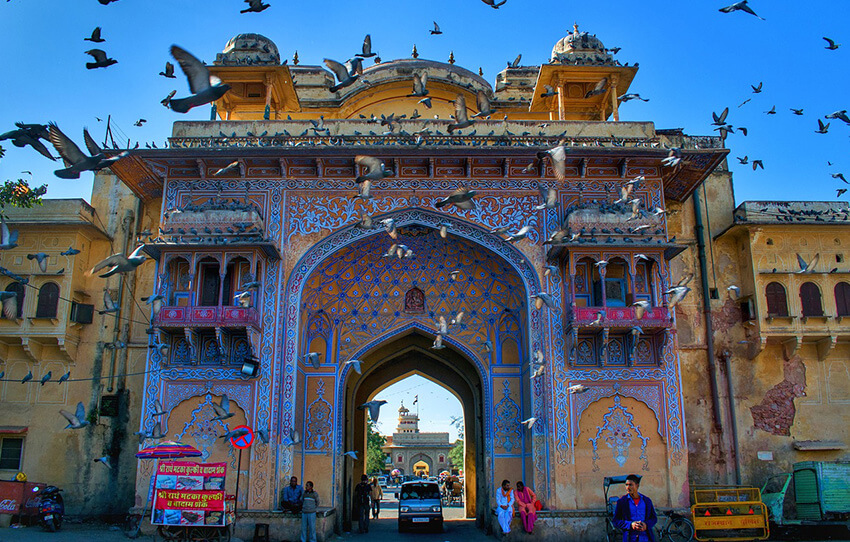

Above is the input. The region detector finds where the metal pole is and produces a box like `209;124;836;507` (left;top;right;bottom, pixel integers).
234;448;243;510
692;189;723;432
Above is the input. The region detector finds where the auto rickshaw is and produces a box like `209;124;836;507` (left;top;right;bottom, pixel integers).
761;461;850;534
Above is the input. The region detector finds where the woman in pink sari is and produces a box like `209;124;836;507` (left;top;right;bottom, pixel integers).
514;481;537;534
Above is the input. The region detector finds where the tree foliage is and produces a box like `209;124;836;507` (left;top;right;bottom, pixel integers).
0;145;47;214
366;418;387;474
448;439;464;469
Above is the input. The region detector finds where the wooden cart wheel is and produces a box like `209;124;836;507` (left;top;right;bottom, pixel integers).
157;525;186;541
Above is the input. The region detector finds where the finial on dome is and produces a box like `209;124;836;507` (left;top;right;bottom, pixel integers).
412;44;419;59
293;51;299;65
573;22;579;35
479;66;483;76
448;51;456;65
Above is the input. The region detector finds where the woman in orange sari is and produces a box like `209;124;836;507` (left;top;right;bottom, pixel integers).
514;481;537;534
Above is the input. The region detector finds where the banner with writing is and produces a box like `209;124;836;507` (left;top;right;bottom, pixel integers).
151;462;228;526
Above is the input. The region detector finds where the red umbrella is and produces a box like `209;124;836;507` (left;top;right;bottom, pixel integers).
136;441;201;459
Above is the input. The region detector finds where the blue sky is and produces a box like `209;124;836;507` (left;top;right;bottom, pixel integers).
372;374;463;441
0;0;847;203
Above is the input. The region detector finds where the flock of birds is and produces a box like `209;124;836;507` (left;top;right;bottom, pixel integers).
2;0;847;464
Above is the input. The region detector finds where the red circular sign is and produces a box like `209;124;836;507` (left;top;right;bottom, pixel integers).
230;425;254;449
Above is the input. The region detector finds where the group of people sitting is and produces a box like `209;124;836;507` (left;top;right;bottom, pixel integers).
497;474;657;541
495;480;541;535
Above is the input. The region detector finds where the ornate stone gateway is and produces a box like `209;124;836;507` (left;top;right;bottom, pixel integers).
111;28;727;535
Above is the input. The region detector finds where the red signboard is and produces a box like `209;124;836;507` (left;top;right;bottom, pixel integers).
0;481;41;516
151;461;228;526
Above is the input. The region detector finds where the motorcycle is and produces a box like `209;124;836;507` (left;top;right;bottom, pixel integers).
32;485;64;532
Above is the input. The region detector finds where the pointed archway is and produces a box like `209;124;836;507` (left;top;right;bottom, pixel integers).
343;331;486;528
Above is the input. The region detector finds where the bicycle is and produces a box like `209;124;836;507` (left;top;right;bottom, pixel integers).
656;510;695;542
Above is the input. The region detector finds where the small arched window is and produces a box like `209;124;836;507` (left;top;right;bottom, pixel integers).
4;282;25;318
799;282;823;317
835;282;850;317
36;282;60;318
765;282;788;317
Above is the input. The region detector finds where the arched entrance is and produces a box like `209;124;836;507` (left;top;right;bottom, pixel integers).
342;331;487;527
285;209;547;532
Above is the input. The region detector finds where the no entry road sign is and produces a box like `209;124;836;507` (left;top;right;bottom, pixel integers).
230;425;254;448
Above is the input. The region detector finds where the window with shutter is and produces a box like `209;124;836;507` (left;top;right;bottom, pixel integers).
35;282;60;318
765;282;788;317
799;282;823;317
835;282;850;317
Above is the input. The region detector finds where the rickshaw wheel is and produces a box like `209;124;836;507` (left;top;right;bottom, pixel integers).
606;522;620;542
665;517;695;542
157;525;185;541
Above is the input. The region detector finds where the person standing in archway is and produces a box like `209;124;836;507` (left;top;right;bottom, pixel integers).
613;474;658;542
514;481;538;534
370;476;383;519
354;474;373;533
496;479;515;536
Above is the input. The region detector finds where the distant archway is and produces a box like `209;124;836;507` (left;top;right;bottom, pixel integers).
342;331;487;528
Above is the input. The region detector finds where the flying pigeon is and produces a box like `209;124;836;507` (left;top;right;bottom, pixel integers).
286;429;302;446
531;292;556;311
632;300;650;320
520;418;537;429
473;90;497;118
432;334;445;349
305;352;321;369
99;290;119;314
240;0;270;13
60;402;91;429
0;122;56;161
815;120;830;134
342;450;359;460
88;245;146;277
221;427;251;441
823;37;841;50
211;394;234;421
355;155;392;182
435;186;477;210
359;400;388;423
159;61;176;78
152;399;167;417
727;285;741;299
85;27;105;43
507;54;522;69
94;456;111;469
567;384;589;394
27;252;50;273
142;294;164;316
447;94;474;133
213;161;240;176
0;216;19;250
540;85;557;98
536;185;558;210
430;21;442;35
48;123;129;179
537;140;567;181
356;34;376;58
825;110;850;124
168;45;231;113
481;0;507;7
61;246;80;256
344;359;363;374
718;0;765;19
585;78;608;98
505;225;531;243
796;253;819;274
85;49;117;69
324;58;359;92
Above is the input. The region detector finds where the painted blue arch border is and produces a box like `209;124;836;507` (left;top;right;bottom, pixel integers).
278;206;551;506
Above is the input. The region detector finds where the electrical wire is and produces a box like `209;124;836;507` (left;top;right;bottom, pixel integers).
0;368;159;384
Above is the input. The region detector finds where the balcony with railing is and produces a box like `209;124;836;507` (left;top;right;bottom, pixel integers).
155;305;260;331
567;305;672;330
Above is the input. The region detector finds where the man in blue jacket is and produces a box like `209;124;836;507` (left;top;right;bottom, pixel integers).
613;474;658;542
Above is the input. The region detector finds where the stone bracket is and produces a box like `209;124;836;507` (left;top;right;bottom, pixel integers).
21;337;44;363
618;158;630;178
599;328;610;364
817;335;837;361
57;336;79;362
184;328;198;364
578;157;587;178
747;336;767;360
782;336;802;359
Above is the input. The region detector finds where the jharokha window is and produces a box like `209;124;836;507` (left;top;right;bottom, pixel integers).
834;282;850;317
35;282;60;318
799;282;824;317
765;282;789;317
